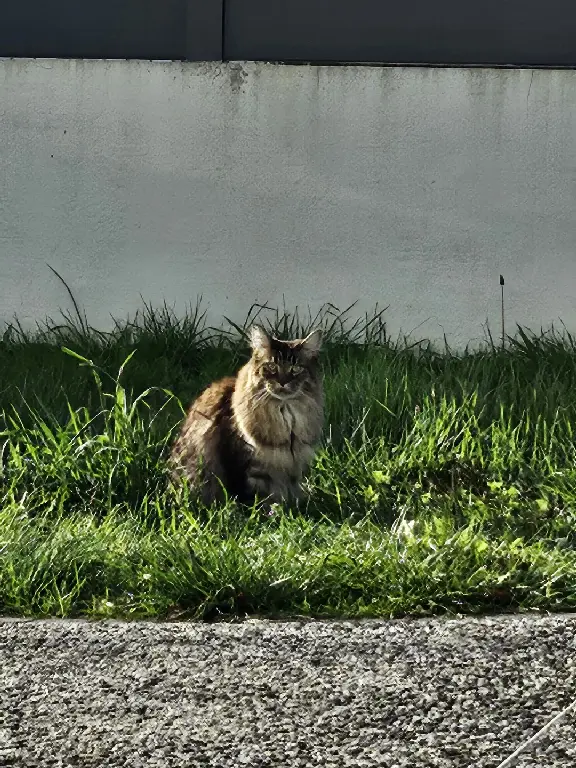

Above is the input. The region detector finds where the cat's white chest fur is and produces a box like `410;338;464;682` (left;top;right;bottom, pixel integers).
236;396;319;475
279;399;318;444
280;403;295;436
264;399;317;471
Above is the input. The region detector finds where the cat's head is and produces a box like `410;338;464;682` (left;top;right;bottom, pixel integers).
246;325;322;400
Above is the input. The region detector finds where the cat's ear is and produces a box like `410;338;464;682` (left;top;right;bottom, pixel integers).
300;329;322;356
248;325;271;355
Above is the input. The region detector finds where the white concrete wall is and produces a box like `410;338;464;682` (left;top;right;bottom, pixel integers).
1;58;576;346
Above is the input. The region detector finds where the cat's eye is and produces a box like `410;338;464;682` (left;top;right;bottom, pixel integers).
262;362;278;375
290;364;305;375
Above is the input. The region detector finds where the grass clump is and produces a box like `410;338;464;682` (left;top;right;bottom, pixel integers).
1;301;576;620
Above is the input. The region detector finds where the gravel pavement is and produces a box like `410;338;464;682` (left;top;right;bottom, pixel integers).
1;614;575;767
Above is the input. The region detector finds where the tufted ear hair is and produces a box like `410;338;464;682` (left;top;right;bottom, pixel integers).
248;325;271;355
299;329;322;356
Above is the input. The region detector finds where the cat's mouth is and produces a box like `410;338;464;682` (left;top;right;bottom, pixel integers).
266;388;301;401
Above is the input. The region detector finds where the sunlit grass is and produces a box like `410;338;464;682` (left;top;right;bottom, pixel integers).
1;302;576;619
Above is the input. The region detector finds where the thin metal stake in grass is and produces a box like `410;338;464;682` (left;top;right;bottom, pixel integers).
492;698;576;768
500;274;506;350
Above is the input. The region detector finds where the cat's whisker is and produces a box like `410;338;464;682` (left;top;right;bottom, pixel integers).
242;390;269;409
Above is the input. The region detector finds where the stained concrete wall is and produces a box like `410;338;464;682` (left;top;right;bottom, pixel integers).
1;59;576;345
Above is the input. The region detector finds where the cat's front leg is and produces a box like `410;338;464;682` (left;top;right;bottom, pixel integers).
247;471;273;501
287;475;305;503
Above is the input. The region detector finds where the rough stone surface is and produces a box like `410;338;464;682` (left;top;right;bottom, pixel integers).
0;615;575;767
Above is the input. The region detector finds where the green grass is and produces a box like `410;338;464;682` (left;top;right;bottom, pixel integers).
2;301;576;620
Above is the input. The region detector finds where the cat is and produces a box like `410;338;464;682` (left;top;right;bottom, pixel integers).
169;325;324;506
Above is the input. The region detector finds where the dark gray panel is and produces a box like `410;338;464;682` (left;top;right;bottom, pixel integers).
185;0;223;60
224;0;576;66
4;0;576;66
0;0;186;60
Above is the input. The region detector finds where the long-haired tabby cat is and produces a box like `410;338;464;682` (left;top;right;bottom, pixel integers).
170;325;323;505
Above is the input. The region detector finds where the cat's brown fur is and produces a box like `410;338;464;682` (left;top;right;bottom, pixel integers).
170;326;323;505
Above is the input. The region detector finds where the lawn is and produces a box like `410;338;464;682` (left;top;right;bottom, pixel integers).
1;301;576;620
